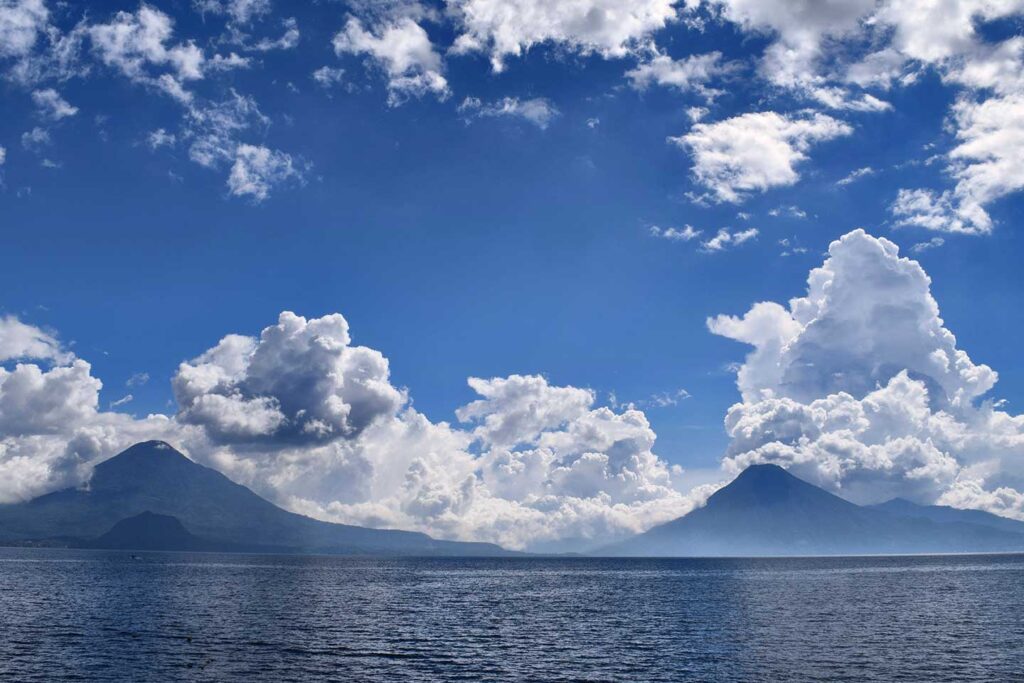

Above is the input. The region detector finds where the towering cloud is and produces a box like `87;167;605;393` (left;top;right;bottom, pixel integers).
172;315;702;550
173;311;404;446
711;229;1024;516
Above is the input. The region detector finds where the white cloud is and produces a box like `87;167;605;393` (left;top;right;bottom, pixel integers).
836;165;875;186
312;65;345;88
778;237;808;256
333;16;448;106
185;91;267;166
709;228;1024;518
250;17;299;52
686;106;708;122
20;125;49;150
457;96;559;129
207;51;249;72
912;236;945;253
650;225;702;241
173;312;405;446
127;372;150;387
181;91;303;200
0;0;48;60
109;393;133;408
31;88;77;119
147;128;176;149
89;6;205;88
707;0;875;89
456;374;594;450
893;94;1024;235
1;5;301;202
700;227;758;252
227;144;301;201
0;146;6;165
0;315;71;363
626;51;740;101
673;111;852;203
448;0;679;73
807;86;892;112
193;0;271;25
768;204;806;219
701;0;1024;232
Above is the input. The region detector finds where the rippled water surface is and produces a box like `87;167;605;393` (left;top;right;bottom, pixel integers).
2;550;1023;681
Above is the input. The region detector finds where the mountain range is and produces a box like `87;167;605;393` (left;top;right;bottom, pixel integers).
3;442;1023;557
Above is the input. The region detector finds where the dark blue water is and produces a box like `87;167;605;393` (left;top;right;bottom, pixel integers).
1;550;1023;681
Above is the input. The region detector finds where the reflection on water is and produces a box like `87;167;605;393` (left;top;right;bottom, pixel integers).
1;550;1022;681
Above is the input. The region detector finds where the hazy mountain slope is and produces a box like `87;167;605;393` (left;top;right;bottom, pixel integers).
871;498;1024;535
0;441;509;556
602;464;1024;557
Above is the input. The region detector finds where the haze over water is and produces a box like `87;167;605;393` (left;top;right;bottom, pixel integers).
2;549;1022;681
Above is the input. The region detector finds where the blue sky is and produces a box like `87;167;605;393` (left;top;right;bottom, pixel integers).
2;0;1024;548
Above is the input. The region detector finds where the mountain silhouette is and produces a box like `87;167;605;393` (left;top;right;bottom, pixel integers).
86;512;222;552
0;441;509;556
602;464;1024;556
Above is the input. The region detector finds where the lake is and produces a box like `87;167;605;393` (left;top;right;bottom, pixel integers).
1;549;1022;681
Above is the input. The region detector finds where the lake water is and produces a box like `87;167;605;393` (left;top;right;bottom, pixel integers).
1;549;1022;681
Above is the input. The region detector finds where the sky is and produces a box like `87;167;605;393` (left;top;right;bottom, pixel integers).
2;0;1024;550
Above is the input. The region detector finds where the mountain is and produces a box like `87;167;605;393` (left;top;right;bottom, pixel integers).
601;464;1024;557
86;512;223;552
0;441;510;556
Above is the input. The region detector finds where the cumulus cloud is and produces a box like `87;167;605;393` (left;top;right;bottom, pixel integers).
333;16;448;105
173;312;405;447
701;0;1024;232
448;0;679;73
707;0;875;89
0;317;178;503
0;315;70;363
693;1;1024;229
457;96;559;129
710;228;1024;519
299;373;704;550
168;315;705;550
627;51;740;101
673;111;852;203
31;87;76;119
894;94;1024;234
